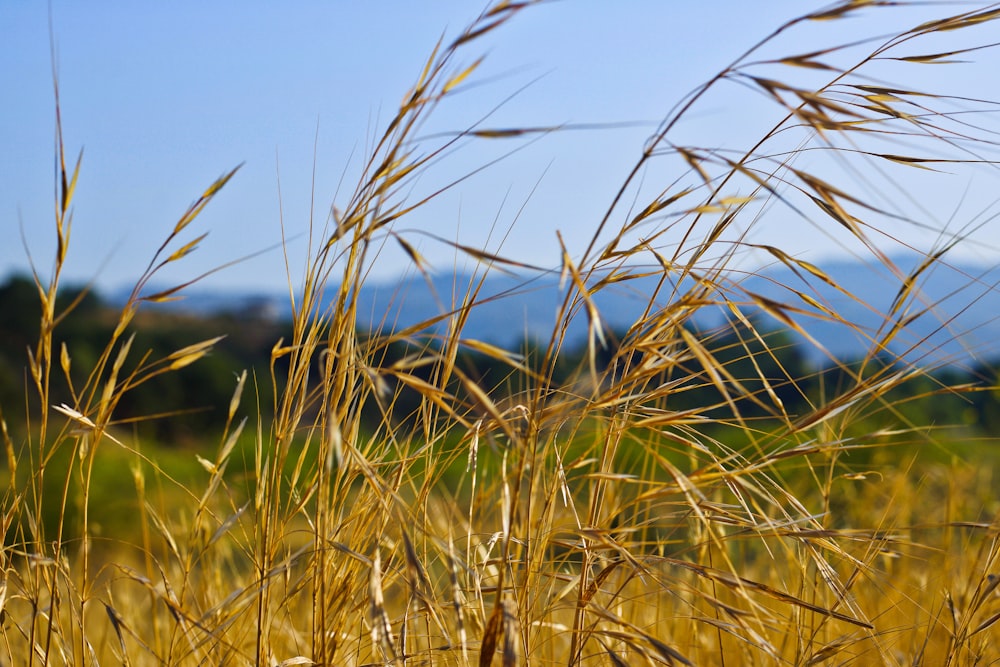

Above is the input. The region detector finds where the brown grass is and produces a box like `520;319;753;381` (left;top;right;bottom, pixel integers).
4;1;1000;665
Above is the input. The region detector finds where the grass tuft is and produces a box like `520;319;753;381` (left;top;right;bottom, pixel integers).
5;1;1000;665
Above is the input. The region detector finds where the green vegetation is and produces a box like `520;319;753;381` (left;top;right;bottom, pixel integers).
1;280;992;450
5;2;1000;665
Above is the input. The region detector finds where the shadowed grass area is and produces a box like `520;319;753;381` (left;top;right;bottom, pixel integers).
5;2;1000;665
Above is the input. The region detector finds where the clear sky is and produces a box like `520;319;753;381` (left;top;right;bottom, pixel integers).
4;1;1000;294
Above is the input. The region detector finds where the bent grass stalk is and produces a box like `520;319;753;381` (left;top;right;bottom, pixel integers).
4;1;1000;665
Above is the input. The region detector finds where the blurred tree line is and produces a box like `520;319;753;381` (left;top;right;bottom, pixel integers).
0;273;996;449
0;275;288;446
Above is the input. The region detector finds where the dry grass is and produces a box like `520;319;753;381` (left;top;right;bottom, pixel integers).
4;2;1000;665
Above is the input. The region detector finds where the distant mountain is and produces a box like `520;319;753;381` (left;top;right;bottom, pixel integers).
122;255;1000;368
742;257;1000;367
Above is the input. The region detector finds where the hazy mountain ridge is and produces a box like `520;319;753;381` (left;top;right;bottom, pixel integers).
126;256;1000;367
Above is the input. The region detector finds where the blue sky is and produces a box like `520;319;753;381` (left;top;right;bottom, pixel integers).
4;1;1000;294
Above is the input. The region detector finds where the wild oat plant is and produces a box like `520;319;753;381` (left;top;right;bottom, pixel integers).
4;2;1000;665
